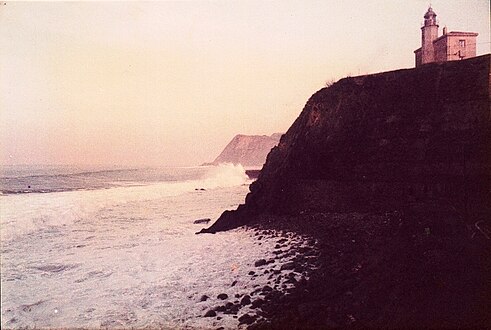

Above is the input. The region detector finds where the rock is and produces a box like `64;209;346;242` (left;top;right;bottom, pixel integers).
251;298;264;309
251;288;261;296
215;305;226;312
238;313;257;325
254;259;267;267
231;280;237;287
217;293;228;300
280;262;295;271
204;310;216;317
240;295;251;306
200;295;209;302
262;285;273;292
248;271;255;275
193;218;211;224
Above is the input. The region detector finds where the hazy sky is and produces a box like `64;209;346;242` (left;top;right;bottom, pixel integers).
1;1;489;167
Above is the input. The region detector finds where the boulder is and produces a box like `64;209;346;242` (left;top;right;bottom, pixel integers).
280;262;295;271
251;298;264;309
193;218;211;224
240;295;251;306
238;313;257;325
217;293;228;300
215;305;226;312
204;310;216;317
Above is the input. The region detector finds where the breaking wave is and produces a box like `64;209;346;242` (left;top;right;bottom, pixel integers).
0;164;248;242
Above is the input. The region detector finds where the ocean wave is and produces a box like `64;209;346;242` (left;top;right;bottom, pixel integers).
0;164;248;241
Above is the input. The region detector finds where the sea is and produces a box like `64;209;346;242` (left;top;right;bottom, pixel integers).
0;164;288;329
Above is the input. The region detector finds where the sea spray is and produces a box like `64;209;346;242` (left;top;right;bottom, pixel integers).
199;163;249;189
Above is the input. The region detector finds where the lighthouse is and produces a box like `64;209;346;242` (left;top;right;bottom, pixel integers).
414;7;478;67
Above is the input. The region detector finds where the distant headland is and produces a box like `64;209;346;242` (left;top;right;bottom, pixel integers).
203;133;283;168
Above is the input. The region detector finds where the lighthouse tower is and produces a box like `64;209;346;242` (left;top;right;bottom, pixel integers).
421;7;439;65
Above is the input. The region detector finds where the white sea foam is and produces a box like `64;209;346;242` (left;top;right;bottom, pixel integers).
0;163;248;242
1;165;300;329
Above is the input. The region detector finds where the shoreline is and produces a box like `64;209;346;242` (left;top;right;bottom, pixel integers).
195;227;321;328
240;211;491;328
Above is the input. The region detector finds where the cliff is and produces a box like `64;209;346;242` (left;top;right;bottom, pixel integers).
204;54;491;232
200;55;491;327
209;133;282;168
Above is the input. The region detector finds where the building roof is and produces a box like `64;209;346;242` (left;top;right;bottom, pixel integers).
444;31;479;36
433;31;479;44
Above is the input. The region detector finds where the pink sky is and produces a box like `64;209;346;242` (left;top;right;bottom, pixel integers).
1;0;489;166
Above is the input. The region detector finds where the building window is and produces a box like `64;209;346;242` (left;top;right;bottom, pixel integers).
459;40;466;47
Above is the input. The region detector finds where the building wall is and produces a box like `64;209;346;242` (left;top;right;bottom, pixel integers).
415;49;422;67
446;35;477;61
433;38;448;62
416;34;478;67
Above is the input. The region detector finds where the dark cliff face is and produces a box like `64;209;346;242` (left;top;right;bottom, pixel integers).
203;55;490;233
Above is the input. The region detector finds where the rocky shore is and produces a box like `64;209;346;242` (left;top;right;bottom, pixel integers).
197;210;490;328
246;212;491;328
195;229;321;328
